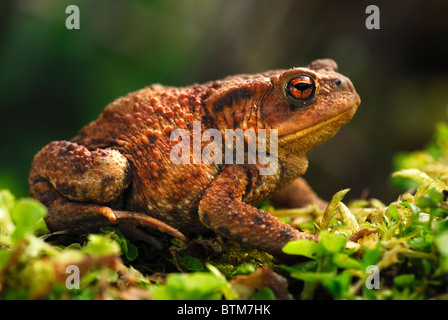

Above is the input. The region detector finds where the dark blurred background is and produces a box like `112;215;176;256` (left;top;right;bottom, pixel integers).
1;0;448;204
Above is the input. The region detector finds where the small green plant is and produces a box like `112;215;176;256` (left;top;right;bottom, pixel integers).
0;190;147;299
277;119;448;299
150;264;235;300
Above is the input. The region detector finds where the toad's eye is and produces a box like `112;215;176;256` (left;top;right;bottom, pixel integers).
286;75;316;101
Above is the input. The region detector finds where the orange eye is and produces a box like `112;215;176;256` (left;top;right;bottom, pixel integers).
286;75;315;101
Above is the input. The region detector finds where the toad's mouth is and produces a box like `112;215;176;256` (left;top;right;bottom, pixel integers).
278;99;360;150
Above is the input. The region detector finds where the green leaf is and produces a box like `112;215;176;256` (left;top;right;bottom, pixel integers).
320;189;350;229
319;231;347;255
422;259;432;275
288;271;335;282
250;287;275;300
124;243;139;261
338;202;359;232
393;274;415;287
180;255;205;272
114;235;138;261
392;169;433;185
0;189;15;235
435;230;448;257
362;284;379;300
82;234;121;257
101;227;138;261
282;239;320;259
361;243;382;271
417;187;444;208
0;250;11;269
232;262;256;275
434;219;448;233
386;204;400;221
332;253;362;269
280;260;318;275
10;198;46;241
322;271;352;299
0;189;15;210
151;271;227;300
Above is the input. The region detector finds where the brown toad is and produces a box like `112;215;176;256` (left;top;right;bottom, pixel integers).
29;59;360;259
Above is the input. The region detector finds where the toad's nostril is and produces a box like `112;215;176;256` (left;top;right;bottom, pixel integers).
335;79;342;86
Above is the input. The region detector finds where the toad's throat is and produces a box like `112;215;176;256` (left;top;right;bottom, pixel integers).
278;106;358;150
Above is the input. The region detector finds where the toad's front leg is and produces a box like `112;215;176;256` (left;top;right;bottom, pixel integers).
198;165;317;259
28;141;185;241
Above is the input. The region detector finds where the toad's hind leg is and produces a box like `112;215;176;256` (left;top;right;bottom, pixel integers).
29;141;131;205
30;179;186;243
28;141;186;242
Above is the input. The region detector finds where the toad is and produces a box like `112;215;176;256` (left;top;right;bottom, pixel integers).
29;59;360;259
